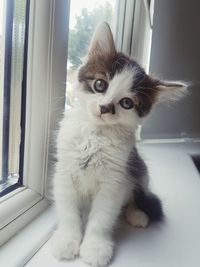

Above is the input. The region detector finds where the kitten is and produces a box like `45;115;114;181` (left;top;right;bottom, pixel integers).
51;22;186;267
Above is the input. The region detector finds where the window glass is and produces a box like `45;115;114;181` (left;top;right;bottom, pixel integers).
0;0;29;196
0;1;4;189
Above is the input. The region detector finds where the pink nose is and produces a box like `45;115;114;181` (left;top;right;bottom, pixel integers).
100;104;115;114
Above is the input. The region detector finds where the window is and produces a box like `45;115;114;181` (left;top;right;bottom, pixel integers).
0;0;70;246
0;0;28;197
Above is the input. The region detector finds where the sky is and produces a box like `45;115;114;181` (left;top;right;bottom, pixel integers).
69;0;116;29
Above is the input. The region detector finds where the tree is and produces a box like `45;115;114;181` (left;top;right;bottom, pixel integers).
68;2;113;69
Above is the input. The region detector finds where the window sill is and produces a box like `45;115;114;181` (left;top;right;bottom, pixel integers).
0;205;56;267
1;141;200;267
0;188;50;246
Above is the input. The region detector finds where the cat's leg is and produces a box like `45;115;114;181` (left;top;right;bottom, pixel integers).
51;173;82;261
80;182;129;267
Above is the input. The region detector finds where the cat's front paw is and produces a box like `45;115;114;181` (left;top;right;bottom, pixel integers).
50;230;81;260
80;236;114;267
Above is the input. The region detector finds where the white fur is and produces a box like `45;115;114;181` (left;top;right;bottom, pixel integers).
156;80;188;103
125;204;149;228
101;68;137;104
80;234;114;266
51;230;81;260
51;107;137;265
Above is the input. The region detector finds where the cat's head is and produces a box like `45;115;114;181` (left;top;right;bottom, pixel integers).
76;22;187;129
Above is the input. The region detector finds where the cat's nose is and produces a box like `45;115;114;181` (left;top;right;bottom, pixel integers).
100;104;115;114
100;105;110;114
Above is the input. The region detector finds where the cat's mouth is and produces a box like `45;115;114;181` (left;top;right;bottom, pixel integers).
90;110;109;124
93;112;105;122
91;112;118;126
89;106;117;125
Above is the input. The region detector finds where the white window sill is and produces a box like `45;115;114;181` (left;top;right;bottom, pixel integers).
0;205;57;267
1;142;200;267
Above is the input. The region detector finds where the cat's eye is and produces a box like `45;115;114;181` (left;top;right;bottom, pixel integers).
94;79;108;93
119;98;134;109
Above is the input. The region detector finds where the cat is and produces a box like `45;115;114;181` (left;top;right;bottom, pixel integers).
51;22;186;267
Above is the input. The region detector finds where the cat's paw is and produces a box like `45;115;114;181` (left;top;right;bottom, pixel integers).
50;230;81;261
80;236;114;267
126;208;149;228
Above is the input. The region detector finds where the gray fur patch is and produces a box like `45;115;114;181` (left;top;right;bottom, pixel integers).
126;147;147;180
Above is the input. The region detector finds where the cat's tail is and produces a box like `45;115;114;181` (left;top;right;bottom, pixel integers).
125;188;164;228
134;187;164;223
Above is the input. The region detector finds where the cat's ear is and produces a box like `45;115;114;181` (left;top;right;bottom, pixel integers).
155;80;188;103
88;22;116;57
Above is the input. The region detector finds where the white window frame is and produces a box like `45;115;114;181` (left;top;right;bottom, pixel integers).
116;0;154;72
0;0;70;246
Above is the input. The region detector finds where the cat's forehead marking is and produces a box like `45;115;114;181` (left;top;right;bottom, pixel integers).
78;53;144;83
110;55;145;81
107;68;138;98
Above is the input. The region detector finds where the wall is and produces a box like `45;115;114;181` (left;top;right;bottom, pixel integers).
142;0;200;139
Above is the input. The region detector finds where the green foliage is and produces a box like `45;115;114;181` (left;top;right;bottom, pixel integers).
68;2;113;69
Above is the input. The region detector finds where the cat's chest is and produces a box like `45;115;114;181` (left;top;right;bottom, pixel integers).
75;132;111;172
70;130;128;195
70;133;106;195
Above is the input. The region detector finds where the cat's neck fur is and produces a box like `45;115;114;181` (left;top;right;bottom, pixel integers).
70;105;137;144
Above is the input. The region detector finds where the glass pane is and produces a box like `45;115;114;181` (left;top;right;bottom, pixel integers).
0;1;4;191
66;0;117;109
0;0;7;191
0;0;28;196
